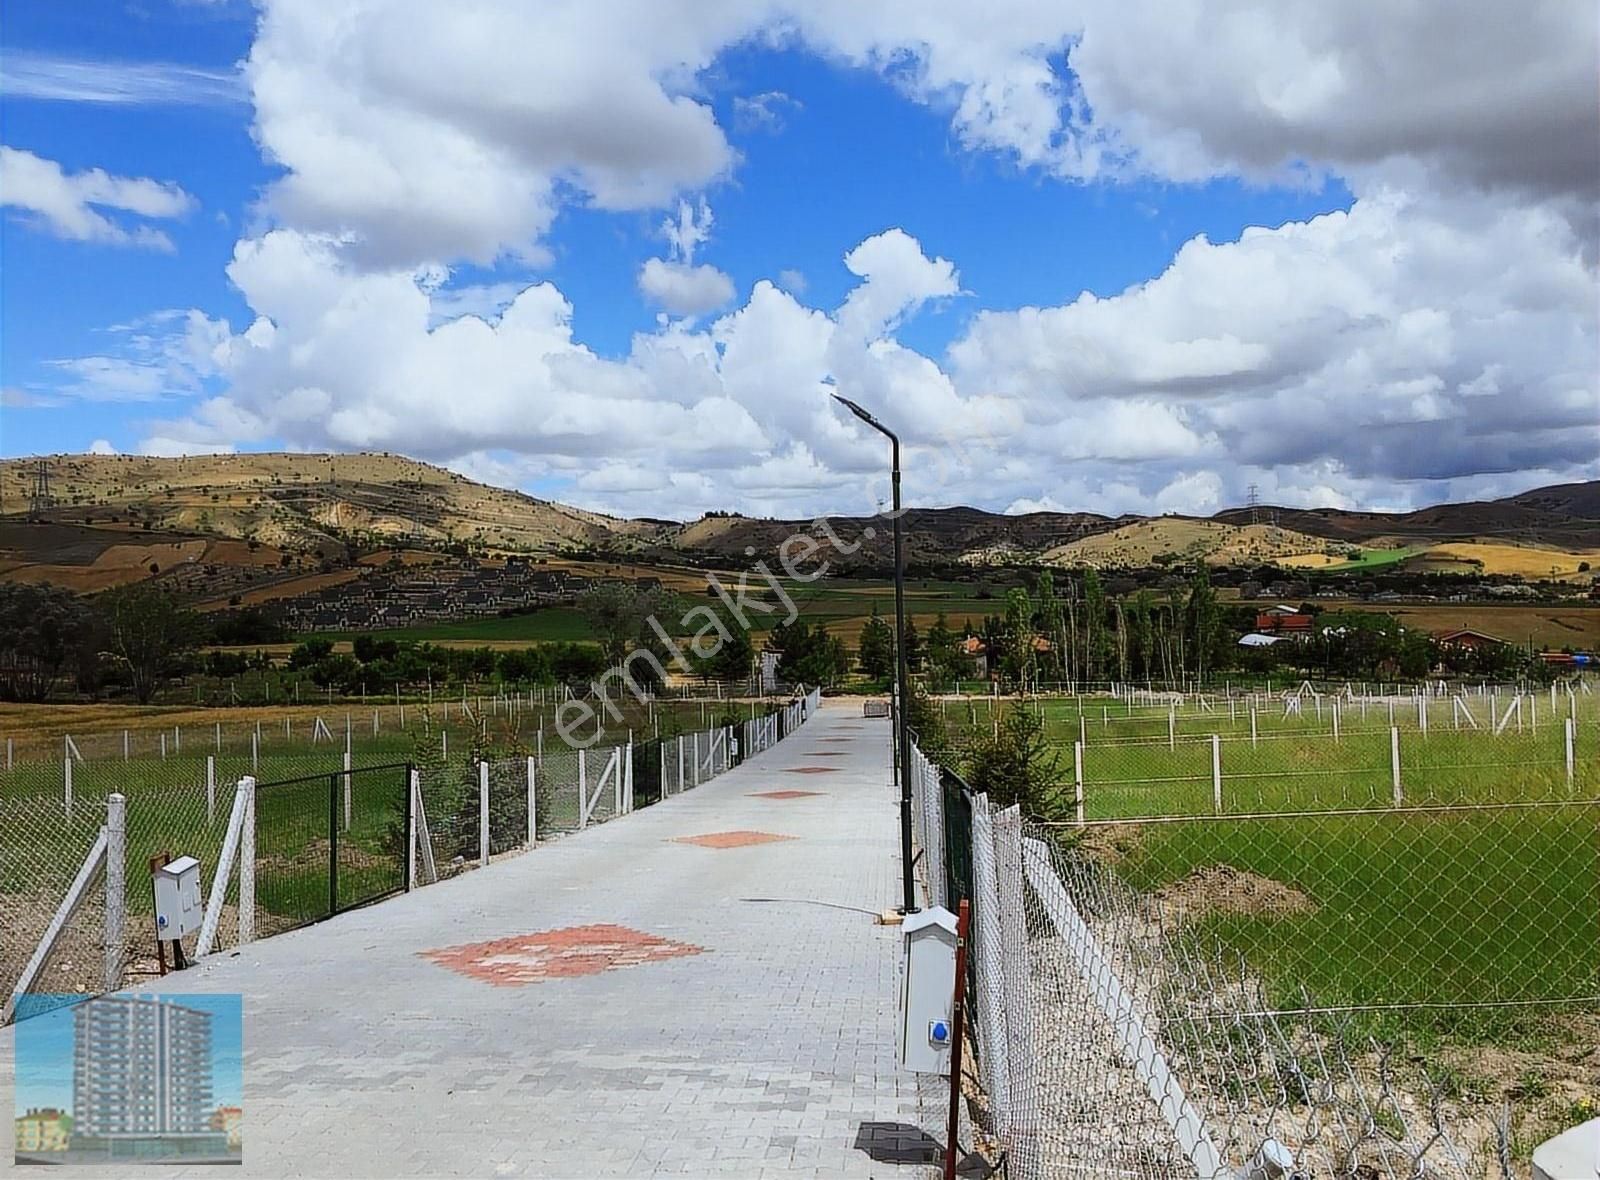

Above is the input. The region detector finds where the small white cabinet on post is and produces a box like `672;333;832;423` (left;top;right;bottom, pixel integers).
153;856;203;940
898;905;958;1074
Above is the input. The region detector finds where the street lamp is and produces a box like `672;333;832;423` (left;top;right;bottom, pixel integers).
833;394;917;916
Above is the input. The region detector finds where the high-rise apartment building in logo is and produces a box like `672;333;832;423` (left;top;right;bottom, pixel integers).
71;996;226;1158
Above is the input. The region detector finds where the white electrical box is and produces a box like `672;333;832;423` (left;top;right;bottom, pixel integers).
153;856;203;940
898;906;958;1074
1532;1116;1600;1180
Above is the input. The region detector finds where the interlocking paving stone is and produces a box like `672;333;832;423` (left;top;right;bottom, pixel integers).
784;766;841;775
750;790;825;800
0;704;929;1179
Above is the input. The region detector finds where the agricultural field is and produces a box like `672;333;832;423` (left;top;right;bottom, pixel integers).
947;687;1600;1062
307;574;1007;648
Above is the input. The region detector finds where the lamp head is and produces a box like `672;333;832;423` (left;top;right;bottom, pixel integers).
831;394;879;428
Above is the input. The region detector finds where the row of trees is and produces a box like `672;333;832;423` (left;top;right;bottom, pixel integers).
0;582;200;703
853;568;1560;690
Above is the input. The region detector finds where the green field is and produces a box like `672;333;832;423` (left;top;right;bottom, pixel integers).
1316;544;1429;572
952;691;1600;1044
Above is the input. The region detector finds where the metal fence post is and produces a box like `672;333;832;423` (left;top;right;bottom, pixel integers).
328;773;339;916
479;760;490;866
104;793;125;992
239;777;255;944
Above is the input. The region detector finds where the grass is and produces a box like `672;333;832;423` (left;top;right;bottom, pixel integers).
947;691;1600;1042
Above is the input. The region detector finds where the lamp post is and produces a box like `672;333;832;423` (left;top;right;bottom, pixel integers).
833;394;917;915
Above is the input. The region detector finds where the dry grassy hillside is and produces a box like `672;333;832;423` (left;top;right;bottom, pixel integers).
1044;518;1340;568
0;452;650;554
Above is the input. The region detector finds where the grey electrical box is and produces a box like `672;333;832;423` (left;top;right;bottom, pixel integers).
153;856;203;940
898;906;958;1074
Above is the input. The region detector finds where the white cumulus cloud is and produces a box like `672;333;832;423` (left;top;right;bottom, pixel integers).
0;146;196;250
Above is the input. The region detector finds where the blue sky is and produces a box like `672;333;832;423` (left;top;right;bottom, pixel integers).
1;1;1594;518
13;993;245;1117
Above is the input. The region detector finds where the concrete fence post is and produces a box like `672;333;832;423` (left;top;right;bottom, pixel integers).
968;794;1011;1137
614;746;624;814
578;749;588;829
1211;734;1223;813
1391;726;1403;806
104;793;125;992
993;806;1039;1172
1566;717;1576;788
527;756;537;846
207;755;216;826
479;760;490;866
1168;707;1176;750
239;777;255;944
343;749;353;831
64;755;73;820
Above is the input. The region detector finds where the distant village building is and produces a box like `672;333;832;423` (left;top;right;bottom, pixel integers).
1254;605;1313;636
956;636;988;678
1434;628;1505;651
1237;632;1285;648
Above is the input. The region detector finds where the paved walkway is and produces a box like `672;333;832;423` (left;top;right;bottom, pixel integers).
2;703;938;1179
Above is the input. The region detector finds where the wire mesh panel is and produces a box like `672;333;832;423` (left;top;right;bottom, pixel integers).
246;763;410;937
336;763;408;910
916;681;1600;1178
251;772;331;935
0;794;108;1004
486;757;532;856
535;747;583;838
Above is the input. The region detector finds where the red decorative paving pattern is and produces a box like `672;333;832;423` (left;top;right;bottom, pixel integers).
419;924;704;986
785;766;840;775
802;751;848;757
816;737;853;743
750;789;824;800
673;831;796;849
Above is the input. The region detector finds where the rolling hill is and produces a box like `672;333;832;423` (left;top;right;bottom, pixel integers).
1;453;1596;588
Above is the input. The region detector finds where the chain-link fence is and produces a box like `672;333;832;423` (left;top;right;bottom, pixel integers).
3;695;819;1024
910;679;1599;1178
